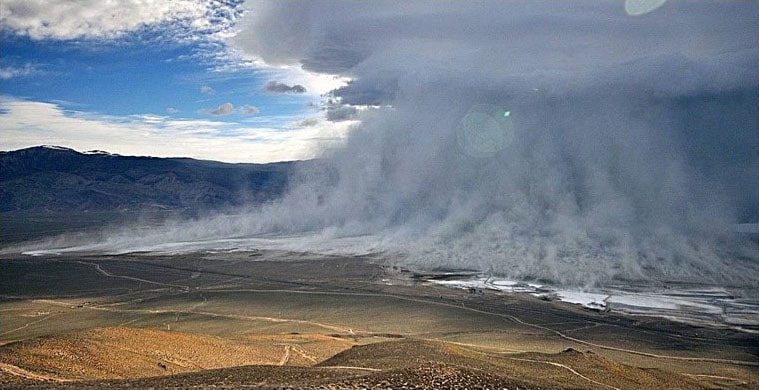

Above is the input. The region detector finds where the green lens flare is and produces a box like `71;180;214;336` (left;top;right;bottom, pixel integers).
625;0;667;16
456;104;515;158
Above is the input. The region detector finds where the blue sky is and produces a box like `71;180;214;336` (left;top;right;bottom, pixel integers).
0;0;352;162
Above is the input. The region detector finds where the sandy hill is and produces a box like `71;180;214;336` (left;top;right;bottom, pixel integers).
1;327;717;389
0;327;351;381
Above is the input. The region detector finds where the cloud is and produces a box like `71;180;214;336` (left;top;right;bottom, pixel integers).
199;85;215;94
240;105;260;115
264;81;307;94
0;97;354;163
0;0;240;41
234;1;756;81
165;107;179;114
207;102;234;115
292;117;320;128
224;1;759;286
325;105;358;122
0;63;42;79
203;103;260;116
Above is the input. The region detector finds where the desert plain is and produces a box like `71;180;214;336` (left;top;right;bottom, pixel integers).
0;249;756;389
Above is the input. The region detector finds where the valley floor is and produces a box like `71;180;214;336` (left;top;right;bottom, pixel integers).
1;250;757;389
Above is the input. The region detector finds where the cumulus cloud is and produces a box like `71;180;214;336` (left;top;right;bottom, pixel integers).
240;105;260;115
200;85;215;94
224;1;759;286
202;103;258;116
165;107;179;114
207;102;234;116
264;81;307;94
0;0;239;41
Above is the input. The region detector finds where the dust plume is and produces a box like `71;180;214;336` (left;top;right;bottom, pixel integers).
25;1;759;288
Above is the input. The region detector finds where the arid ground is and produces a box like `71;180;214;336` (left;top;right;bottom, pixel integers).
1;250;757;389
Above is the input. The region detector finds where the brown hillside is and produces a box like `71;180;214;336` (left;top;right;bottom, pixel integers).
0;327;353;381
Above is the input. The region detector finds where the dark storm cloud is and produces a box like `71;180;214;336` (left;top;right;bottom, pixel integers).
331;79;397;106
293;117;320;127
325;104;358;122
264;81;307;94
225;0;758;286
234;1;756;81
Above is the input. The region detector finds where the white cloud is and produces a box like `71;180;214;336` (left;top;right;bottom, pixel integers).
0;97;355;163
199;85;215;94
264;70;349;102
0;0;239;41
165;107;179;114
0;63;42;79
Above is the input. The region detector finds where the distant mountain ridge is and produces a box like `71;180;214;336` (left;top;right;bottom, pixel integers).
0;145;295;213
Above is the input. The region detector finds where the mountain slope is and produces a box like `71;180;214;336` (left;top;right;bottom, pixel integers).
0;146;295;213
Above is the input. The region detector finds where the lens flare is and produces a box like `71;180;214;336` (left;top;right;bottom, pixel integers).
625;0;667;16
456;104;514;158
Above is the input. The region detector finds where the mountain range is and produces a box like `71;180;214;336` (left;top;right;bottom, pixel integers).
0;146;300;244
0;145;295;213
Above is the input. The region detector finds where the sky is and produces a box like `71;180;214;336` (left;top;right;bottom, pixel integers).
0;0;352;162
